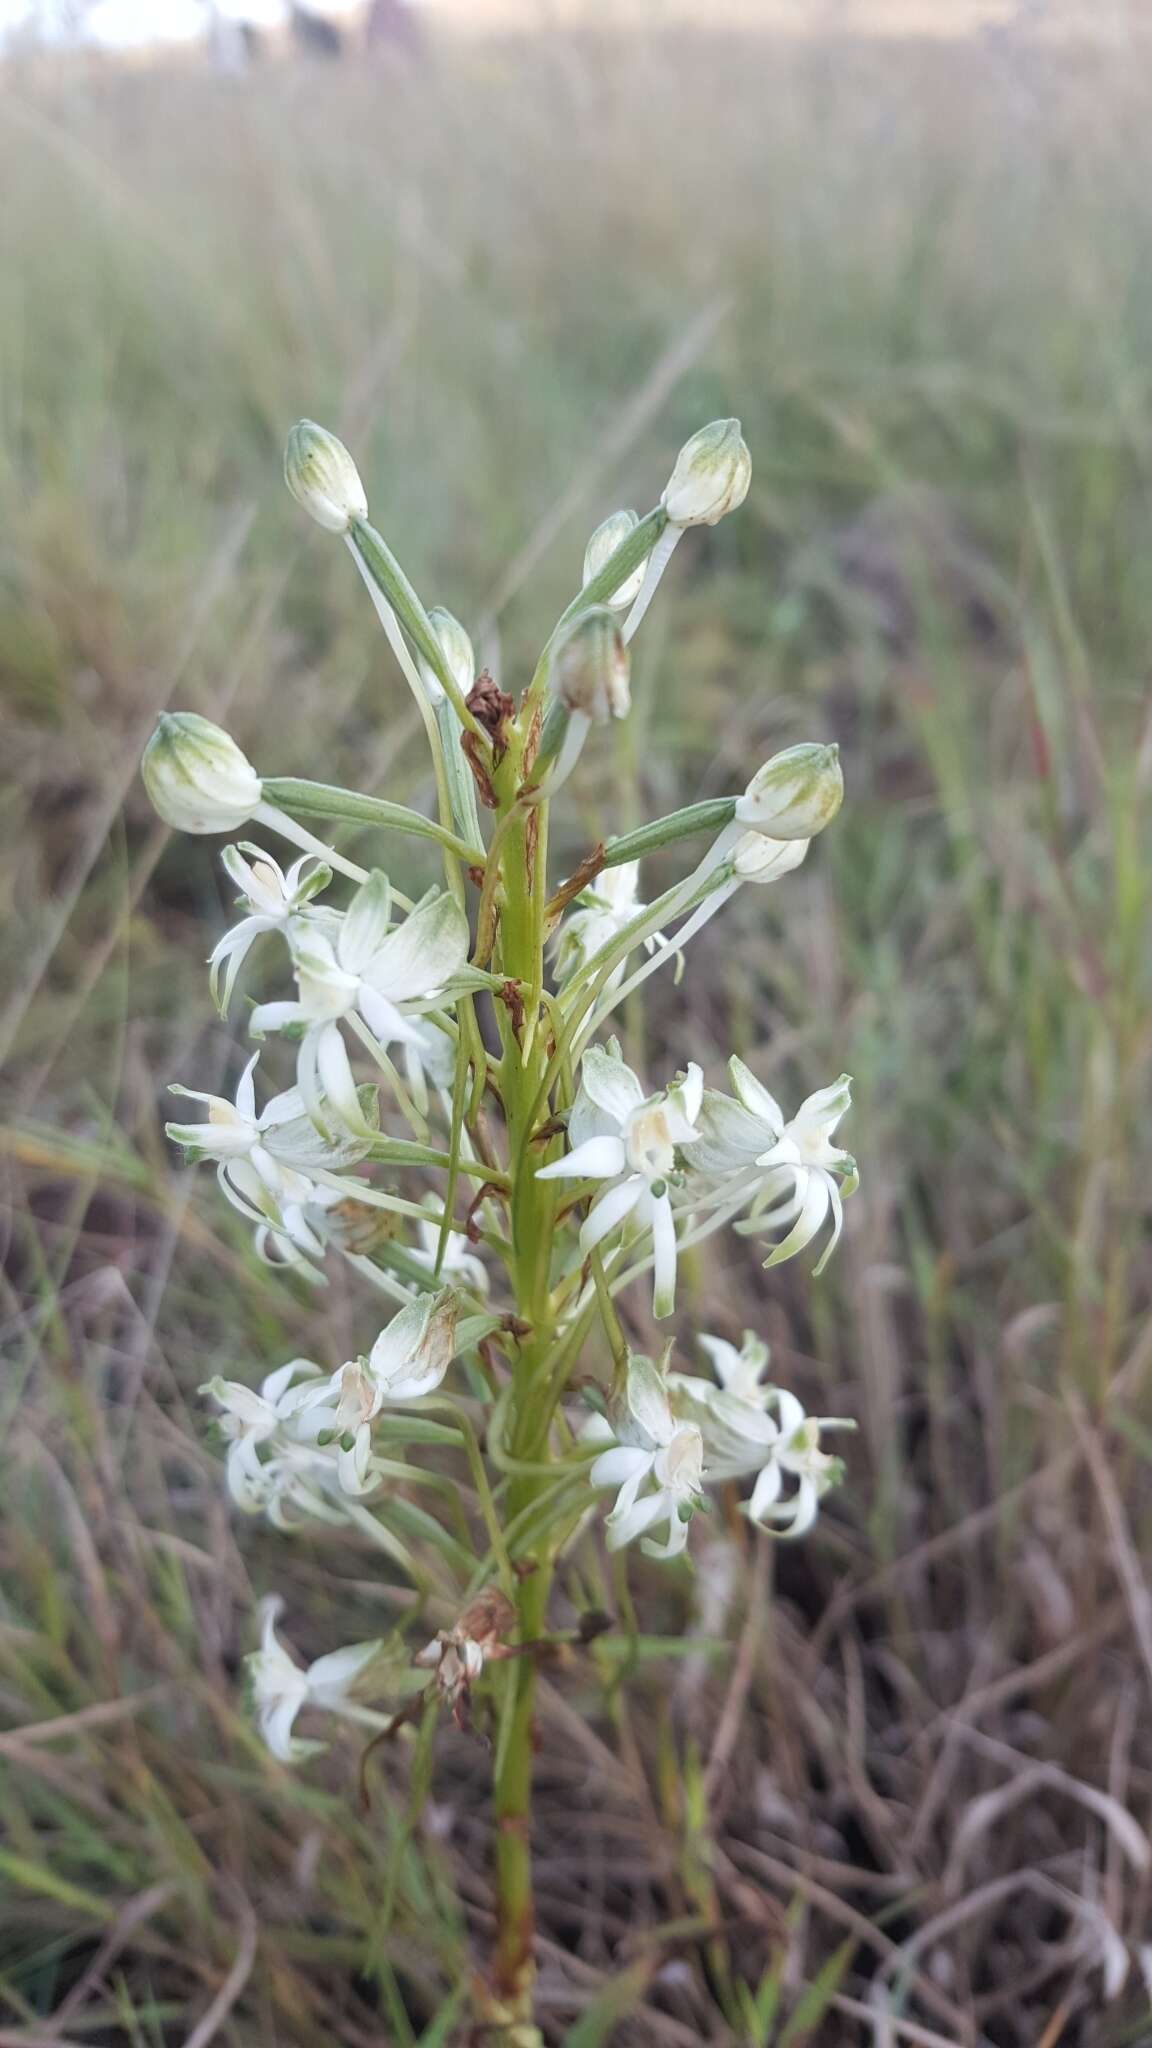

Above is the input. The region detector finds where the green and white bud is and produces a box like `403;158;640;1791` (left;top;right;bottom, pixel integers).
661;418;751;528
284;420;368;534
735;743;843;842
552;605;631;724
583;509;645;612
142;712;262;835
419;606;474;708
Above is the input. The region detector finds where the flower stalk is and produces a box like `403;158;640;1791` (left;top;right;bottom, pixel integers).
143;414;858;2038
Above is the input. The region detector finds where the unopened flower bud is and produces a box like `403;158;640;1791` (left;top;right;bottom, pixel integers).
583;509;645;611
142;712;262;834
419;605;474;707
552;606;630;723
284;420;368;534
661;417;751;527
734;742;842;841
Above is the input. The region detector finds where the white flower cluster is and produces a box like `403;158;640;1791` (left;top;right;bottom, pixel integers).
141;412;861;1779
586;1337;852;1558
202;1287;459;1520
537;1041;858;1318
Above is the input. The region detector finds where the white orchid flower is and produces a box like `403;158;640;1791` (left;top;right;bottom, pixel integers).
208;843;335;1014
550;862;667;989
745;1390;849;1538
247;1597;383;1762
410;1206;490;1297
588;1354;705;1559
201;1358;326;1510
249;874;469;1138
167;1053;374;1238
668;1332;852;1533
537;1042;703;1318
295;1289;461;1495
690;1060;858;1275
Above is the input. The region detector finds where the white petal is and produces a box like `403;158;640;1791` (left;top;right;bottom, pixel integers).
792;1074;853;1147
698;1334;742;1388
262;1689;306;1762
590;1445;652;1489
811;1172;844;1276
578;1044;645;1126
650;1190;678;1320
579;1175;643;1250
625;1353;676;1447
339;871;393;974
771;1389;807;1438
356;985;427;1048
208;917;273;1014
728;1057;784;1131
316;1023;370;1134
762;1170;830;1270
362;891;469;1003
690;1090;771;1177
250;999;308;1037
643;1503;690;1560
536;1134;627;1183
605;1489;667;1552
747;1460;783;1522
234;1052;260;1123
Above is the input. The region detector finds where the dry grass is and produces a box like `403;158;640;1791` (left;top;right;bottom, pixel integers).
2;20;1152;2046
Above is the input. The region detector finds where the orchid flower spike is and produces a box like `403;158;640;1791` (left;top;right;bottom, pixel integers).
536;1041;703;1317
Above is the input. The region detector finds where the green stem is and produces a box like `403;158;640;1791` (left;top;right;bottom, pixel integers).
488;732;559;2023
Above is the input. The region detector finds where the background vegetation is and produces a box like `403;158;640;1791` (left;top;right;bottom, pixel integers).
2;18;1152;2045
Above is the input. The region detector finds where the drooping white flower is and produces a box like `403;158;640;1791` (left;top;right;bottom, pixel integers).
689;1060;858;1274
587;1354;705;1559
744;1390;848;1538
201;1358;326;1511
295;1288;461;1494
167;1053;374;1237
249;874;470;1137
536;1042;703;1317
247;1597;384;1762
208;843;335;1014
550;862;666;989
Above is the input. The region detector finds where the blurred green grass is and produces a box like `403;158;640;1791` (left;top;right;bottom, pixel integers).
2;20;1152;2046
